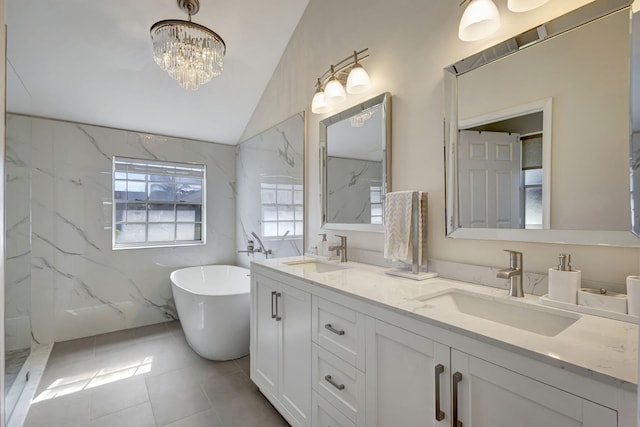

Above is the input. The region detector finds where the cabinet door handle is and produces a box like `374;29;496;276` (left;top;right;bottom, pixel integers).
435;364;445;421
324;323;345;336
271;291;276;319
275;292;282;321
324;374;345;391
270;291;277;320
452;371;463;427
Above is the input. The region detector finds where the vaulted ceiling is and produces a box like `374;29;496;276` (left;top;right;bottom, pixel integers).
5;0;310;144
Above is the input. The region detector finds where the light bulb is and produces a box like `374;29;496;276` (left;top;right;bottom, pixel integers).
311;89;330;114
458;0;501;42
324;78;346;105
346;64;371;94
508;0;550;13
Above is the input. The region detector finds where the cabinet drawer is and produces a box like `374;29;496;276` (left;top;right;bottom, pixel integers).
312;392;356;427
312;297;365;370
312;344;365;425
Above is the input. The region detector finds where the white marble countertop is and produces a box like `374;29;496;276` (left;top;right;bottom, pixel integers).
253;256;638;390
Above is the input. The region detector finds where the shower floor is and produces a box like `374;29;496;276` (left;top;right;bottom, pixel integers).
5;347;30;391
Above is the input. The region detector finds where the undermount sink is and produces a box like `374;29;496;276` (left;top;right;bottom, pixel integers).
415;289;580;337
283;260;347;274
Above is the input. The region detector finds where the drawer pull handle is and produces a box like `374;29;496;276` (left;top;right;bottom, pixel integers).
452;371;463;427
324;323;345;336
324;374;345;391
435;364;445;421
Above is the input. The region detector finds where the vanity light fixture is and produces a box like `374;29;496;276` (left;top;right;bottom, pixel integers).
311;48;371;114
150;0;226;90
458;0;501;42
507;0;551;13
458;0;553;42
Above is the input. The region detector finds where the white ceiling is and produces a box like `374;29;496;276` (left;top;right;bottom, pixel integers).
5;0;310;145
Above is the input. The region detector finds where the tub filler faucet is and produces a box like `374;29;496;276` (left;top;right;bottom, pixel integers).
237;232;272;258
496;249;523;297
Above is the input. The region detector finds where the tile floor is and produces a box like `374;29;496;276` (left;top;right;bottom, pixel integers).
23;322;288;427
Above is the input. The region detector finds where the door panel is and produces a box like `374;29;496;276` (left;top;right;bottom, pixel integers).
459;130;521;229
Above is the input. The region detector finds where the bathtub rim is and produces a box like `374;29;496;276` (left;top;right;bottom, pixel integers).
170;264;250;297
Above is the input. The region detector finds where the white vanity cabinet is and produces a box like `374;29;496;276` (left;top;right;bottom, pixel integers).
365;318;450;426
250;272;312;427
366;318;618;427
250;263;636;427
311;297;367;426
451;350;617;427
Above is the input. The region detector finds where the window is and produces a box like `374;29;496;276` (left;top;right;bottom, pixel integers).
113;157;206;249
261;183;303;238
370;186;383;225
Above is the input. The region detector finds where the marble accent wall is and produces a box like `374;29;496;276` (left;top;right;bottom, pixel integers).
236;113;305;268
7;115;236;344
5;116;32;351
326;157;382;224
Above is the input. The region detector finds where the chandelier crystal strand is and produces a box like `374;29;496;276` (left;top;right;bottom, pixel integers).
150;0;226;90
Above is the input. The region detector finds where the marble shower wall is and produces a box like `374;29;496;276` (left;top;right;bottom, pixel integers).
326;157;382;224
5;116;32;351
7;115;236;344
236;113;305;268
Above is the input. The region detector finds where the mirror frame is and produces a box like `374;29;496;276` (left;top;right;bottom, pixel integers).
444;0;640;247
320;92;392;232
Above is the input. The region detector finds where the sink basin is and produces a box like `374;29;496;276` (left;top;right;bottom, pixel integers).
283;260;347;274
415;289;580;337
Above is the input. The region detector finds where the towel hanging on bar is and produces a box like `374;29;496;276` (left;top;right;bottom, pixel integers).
384;190;427;265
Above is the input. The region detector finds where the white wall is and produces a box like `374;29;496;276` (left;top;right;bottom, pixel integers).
240;0;640;285
6;115;236;344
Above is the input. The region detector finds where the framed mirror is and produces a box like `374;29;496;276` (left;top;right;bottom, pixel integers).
320;92;391;232
444;0;640;246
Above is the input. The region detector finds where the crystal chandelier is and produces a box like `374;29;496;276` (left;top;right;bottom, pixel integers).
150;0;226;90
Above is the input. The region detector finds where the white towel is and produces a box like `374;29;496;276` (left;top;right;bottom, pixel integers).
384;191;428;265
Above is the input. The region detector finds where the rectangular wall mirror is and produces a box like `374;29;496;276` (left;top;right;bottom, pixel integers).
444;0;640;246
320;92;391;232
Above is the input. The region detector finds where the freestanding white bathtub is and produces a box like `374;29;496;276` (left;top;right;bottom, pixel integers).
170;265;250;361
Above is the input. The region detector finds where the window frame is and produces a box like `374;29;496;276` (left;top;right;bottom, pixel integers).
112;156;207;250
260;182;304;239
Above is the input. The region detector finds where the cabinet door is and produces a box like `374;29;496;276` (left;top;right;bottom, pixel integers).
451;349;617;427
365;318;450;427
251;274;279;398
279;282;312;426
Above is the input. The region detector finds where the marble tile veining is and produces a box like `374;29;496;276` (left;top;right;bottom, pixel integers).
235;113;304;269
7;114;237;343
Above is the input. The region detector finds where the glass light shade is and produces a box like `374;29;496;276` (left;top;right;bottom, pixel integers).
508;0;550;12
151;20;226;90
346;65;371;94
324;78;347;105
311;90;330;114
458;0;501;42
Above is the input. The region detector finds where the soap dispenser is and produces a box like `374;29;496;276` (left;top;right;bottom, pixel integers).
548;253;581;304
317;233;327;257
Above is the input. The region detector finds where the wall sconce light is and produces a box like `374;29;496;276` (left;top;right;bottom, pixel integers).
311;48;371;114
458;0;501;42
459;0;552;42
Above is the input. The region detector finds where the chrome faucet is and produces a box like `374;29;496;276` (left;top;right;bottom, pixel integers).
328;235;348;263
251;232;272;258
496;249;524;297
237;233;272;258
